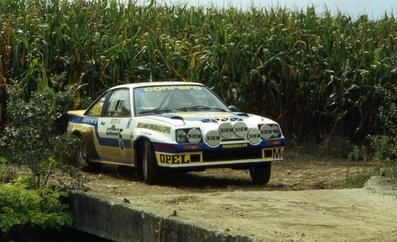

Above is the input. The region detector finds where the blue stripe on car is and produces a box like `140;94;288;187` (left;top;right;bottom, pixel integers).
70;116;132;148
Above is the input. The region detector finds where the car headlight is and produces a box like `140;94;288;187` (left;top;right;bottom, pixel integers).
260;124;273;139
205;130;221;147
247;128;261;144
233;121;248;137
176;130;187;143
218;122;234;138
272;125;281;137
187;128;202;144
259;124;281;139
176;128;202;143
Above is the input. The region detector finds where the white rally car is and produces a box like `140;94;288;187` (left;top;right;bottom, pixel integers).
67;82;285;184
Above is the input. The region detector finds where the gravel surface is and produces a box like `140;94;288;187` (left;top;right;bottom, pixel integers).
78;157;397;241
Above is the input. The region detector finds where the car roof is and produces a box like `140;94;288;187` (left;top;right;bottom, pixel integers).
109;81;204;90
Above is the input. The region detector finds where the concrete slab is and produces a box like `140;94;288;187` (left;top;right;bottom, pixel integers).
69;191;251;242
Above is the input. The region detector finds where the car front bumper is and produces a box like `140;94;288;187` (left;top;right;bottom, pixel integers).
155;146;284;168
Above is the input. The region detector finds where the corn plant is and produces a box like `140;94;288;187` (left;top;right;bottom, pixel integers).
0;0;396;149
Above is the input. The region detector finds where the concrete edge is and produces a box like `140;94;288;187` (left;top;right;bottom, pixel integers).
68;191;252;242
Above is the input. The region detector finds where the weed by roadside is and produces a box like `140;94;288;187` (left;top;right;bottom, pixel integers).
345;133;397;188
285;135;397;189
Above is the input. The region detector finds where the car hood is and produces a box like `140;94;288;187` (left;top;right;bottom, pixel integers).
141;111;277;127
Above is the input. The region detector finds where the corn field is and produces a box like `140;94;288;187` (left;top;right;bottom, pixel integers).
0;0;396;145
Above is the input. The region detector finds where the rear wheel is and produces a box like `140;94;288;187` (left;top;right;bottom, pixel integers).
249;162;271;185
74;135;99;171
75;135;89;168
142;140;160;184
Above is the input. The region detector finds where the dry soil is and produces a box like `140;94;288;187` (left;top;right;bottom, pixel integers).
80;155;397;242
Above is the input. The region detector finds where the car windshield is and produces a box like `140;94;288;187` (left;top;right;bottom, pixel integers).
134;85;229;116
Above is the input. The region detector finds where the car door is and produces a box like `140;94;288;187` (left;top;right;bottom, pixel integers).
96;88;133;163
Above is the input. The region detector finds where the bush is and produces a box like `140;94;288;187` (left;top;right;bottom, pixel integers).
0;81;82;239
0;181;72;238
368;134;397;163
0;157;18;184
346;130;397;187
0;85;80;188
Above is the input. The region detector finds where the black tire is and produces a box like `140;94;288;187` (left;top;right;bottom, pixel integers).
74;135;100;171
249;162;271;185
74;135;89;168
142;139;160;184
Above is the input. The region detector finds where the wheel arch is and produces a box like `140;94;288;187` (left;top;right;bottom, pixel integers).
71;129;99;160
71;130;83;138
133;136;151;168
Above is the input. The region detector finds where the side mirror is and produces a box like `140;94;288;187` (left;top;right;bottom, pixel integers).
228;105;239;112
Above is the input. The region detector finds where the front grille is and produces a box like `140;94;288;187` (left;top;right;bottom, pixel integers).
221;138;245;142
202;149;262;162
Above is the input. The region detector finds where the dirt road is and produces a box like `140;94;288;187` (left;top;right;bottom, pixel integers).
81;157;397;241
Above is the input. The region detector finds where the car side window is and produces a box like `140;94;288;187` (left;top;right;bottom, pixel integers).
104;89;131;117
86;95;106;117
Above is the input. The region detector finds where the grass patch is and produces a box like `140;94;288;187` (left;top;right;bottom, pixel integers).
345;163;397;188
345;168;378;188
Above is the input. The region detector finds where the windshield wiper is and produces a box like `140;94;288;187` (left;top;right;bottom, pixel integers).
138;108;172;115
177;105;227;112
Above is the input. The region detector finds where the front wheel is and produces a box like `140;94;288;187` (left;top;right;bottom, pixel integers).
142;140;160;184
249;162;271;185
